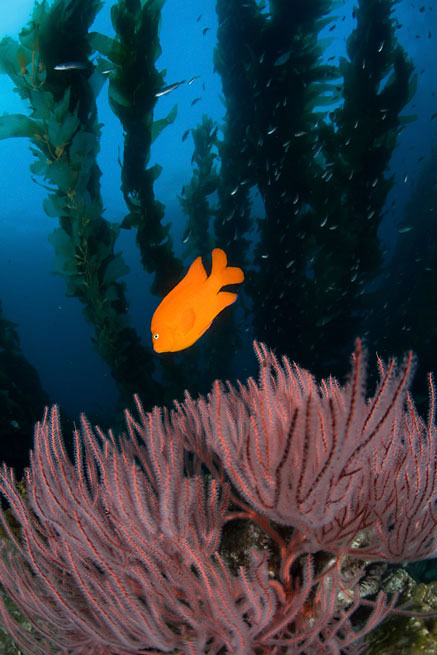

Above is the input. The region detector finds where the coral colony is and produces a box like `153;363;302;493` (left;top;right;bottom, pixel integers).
0;341;436;653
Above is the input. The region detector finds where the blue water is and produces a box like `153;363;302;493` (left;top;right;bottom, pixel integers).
0;0;435;427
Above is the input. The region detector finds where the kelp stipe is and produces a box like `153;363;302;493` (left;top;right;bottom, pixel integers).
0;0;182;409
92;0;182;297
214;0;416;378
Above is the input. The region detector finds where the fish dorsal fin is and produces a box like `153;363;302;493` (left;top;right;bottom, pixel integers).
159;256;207;311
180;307;196;334
183;256;208;286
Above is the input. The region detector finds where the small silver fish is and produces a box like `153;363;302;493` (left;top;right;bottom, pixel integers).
155;80;186;97
95;57;116;76
187;75;200;85
54;61;91;71
274;50;292;66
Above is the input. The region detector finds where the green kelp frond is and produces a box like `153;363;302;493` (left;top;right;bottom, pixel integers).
151;104;178;143
0;114;43;140
0;0;163;409
92;0;182;298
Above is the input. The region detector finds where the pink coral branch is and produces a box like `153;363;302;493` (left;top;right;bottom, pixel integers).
0;341;435;653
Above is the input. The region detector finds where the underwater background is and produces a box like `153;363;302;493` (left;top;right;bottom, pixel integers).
0;0;435;477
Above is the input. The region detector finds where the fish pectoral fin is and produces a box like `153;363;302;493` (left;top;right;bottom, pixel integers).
180;307;196;334
215;291;238;314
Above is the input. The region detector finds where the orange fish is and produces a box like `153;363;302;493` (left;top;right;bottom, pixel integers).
151;248;244;353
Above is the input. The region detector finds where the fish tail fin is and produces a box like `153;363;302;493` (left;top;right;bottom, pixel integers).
215;291;238;314
211;248;245;286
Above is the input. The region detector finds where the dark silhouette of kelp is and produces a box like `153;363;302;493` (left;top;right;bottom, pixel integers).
0;301;49;476
179;115;218;260
214;0;415;377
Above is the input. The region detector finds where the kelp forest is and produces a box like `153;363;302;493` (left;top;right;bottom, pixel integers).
0;0;434;469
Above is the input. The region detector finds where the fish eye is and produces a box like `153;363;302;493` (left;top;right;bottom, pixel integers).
153;333;159;340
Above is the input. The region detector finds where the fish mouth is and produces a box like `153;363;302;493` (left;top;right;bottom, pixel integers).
151;335;168;354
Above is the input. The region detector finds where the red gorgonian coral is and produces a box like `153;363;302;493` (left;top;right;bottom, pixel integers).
0;340;435;654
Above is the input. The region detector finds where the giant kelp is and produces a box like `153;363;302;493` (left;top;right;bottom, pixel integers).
91;0;182;297
214;0;416;376
179;115;218;260
315;0;416;364
213;0;266;268
214;0;341;370
0;0;182;409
